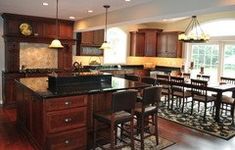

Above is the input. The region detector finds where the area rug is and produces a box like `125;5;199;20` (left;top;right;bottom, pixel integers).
95;136;175;150
158;106;235;140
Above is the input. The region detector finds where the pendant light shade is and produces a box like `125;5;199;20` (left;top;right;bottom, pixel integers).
99;5;111;50
49;0;63;49
178;16;209;43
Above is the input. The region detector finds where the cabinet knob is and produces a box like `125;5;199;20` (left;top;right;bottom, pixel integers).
64;140;70;144
64;118;72;123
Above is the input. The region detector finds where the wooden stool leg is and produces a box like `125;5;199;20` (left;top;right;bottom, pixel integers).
110;121;115;149
140;115;145;150
130;114;135;150
93;119;97;150
155;114;159;145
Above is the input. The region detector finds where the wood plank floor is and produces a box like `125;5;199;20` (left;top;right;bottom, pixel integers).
0;107;234;150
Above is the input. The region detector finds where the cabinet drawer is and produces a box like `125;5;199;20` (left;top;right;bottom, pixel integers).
47;128;86;150
46;95;87;111
47;107;87;133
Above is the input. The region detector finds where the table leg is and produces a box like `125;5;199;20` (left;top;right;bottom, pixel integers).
215;91;222;122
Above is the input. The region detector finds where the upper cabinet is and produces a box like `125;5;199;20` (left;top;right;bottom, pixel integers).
79;29;104;46
129;29;183;58
129;29;162;57
76;29;104;56
157;31;182;58
1;13;74;40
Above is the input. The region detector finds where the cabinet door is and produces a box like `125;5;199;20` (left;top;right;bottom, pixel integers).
129;32;145;56
59;22;73;39
81;31;94;45
93;29;104;45
5;42;19;72
144;31;157;57
44;22;57;38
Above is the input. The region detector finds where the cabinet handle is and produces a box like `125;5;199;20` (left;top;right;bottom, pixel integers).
64;140;70;144
64;101;71;106
64;118;72;123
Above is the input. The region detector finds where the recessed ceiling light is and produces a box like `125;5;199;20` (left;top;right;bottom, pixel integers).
69;16;75;20
42;2;49;6
125;0;131;2
88;10;93;13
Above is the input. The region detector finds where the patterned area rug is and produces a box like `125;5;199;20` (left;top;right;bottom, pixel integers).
95;136;175;150
158;106;235;140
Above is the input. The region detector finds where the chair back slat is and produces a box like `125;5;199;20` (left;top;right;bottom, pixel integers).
142;86;162;106
220;77;235;98
191;79;208;100
112;90;137;113
197;74;210;81
170;76;185;92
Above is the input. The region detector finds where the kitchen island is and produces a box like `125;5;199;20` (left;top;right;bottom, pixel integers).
15;75;149;150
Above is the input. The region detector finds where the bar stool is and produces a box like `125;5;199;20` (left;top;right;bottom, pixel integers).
93;90;137;150
134;86;162;150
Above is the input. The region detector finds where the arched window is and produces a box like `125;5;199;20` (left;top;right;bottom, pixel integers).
104;27;127;64
187;19;235;82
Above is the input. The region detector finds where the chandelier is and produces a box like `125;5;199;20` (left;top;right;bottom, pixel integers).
178;16;209;43
99;5;111;50
49;0;63;48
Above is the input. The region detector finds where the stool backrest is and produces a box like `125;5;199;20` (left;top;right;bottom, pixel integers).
142;86;162;106
170;76;185;92
112;90;137;113
197;74;210;81
124;74;139;81
141;77;156;85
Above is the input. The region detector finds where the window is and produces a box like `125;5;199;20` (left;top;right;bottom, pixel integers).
104;27;127;64
187;19;235;82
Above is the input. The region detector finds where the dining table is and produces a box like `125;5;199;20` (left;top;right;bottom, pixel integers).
155;76;235;122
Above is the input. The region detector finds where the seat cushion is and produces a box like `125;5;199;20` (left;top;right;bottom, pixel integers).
134;102;157;114
94;111;132;124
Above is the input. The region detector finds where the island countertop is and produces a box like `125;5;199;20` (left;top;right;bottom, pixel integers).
16;76;150;98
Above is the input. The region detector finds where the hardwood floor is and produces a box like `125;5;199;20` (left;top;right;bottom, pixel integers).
0;107;234;150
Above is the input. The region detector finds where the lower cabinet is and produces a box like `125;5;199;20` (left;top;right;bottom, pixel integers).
15;86;88;150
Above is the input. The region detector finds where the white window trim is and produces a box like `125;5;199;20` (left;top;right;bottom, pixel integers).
186;36;235;81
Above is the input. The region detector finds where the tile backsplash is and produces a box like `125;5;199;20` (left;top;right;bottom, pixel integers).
20;43;58;69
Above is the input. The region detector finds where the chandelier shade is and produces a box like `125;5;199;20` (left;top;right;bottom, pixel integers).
49;0;64;49
178;16;209;43
99;5;111;50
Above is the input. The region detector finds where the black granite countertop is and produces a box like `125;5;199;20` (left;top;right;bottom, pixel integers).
16;76;150;99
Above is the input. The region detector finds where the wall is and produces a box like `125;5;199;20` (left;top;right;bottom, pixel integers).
0;18;4;104
74;0;235;31
20;43;58;69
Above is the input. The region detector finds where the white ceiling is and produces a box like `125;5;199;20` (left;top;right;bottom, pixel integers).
0;0;153;20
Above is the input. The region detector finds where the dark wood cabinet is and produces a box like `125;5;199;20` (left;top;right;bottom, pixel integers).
80;29;104;46
129;29;162;57
130;32;145;56
76;29;104;56
2;13;75;107
157;31;182;58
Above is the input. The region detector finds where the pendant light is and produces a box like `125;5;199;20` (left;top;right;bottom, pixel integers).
99;5;111;50
178;16;209;43
49;0;64;48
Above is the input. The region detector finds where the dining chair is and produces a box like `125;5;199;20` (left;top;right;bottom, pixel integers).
156;74;171;108
134;86;162;150
191;79;216;121
93;90;137;150
197;74;210;81
170;76;191;113
219;77;235;125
